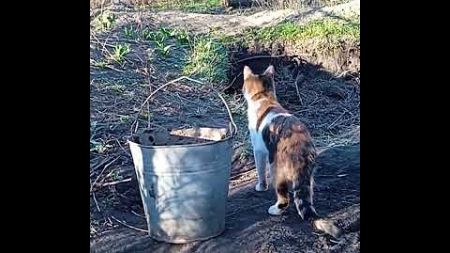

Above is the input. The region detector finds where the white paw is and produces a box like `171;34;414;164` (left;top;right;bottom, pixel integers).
255;183;268;192
268;204;284;215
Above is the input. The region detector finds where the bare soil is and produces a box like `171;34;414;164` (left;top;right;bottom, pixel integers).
93;0;359;36
90;144;359;253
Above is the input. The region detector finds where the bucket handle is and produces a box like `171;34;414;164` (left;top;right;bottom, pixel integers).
130;76;238;137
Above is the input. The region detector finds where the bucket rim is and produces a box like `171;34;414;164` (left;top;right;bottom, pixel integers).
127;135;233;149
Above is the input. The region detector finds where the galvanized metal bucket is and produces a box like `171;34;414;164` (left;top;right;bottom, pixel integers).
128;79;236;243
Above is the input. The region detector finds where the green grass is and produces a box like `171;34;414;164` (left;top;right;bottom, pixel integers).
142;27;191;58
123;26;139;39
92;11;115;31
110;44;131;63
148;0;222;12
144;27;191;46
90;121;112;154
90;140;113;153
104;16;358;86
183;36;228;84
217;17;359;48
272;0;353;9
248;18;359;44
140;26;228;83
106;84;127;93
91;59;108;69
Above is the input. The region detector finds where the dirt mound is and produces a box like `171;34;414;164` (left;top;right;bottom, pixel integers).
226;46;359;140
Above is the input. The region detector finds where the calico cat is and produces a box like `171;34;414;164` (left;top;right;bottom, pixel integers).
242;65;340;237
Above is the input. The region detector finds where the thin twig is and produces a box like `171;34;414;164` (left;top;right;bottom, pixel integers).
90;156;121;192
103;65;125;73
131;210;146;219
110;216;148;233
103;167;119;182
90;176;102;212
131;76;236;135
92;192;101;212
131;76;199;134
115;139;129;155
221;72;242;92
99;177;132;187
295;109;311;114
91;157;112;173
217;91;238;136
327;111;347;130
100;0;106;15
294;75;304;105
147;100;151;129
91;34;114;55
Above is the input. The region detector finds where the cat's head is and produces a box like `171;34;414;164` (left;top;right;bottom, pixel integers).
242;65;276;101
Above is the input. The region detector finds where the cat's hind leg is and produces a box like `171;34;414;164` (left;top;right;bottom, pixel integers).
293;164;318;220
268;179;289;215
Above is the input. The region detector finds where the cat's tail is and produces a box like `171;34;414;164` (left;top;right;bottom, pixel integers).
292;184;342;237
292;163;342;238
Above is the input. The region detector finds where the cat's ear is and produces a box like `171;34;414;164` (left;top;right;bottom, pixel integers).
263;65;275;78
243;65;253;80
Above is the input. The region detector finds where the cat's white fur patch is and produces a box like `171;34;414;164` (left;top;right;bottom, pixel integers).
247;98;292;155
246;97;264;130
268;202;285;215
258;111;292;133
